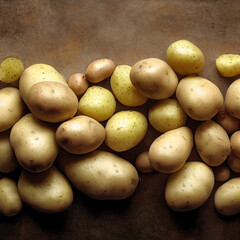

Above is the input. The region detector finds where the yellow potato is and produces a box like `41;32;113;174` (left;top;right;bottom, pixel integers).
227;153;240;173
166;40;205;75
135;151;155;173
105;110;148;152
110;65;148;107
216;54;240;77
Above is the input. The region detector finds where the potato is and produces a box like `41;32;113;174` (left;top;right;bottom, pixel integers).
56;115;105;155
0;178;22;217
166;40;205;75
110;65;148;107
148;98;187;133
78;86;116;122
130;58;178;100
86;59;116;83
176;75;223;121
26;81;78;123
214;178;240;216
56;150;139;200
195;120;231;166
216;54;240;77
230;130;240;158
165;161;214;212
135;151;155;173
18;166;73;213
19;63;67;103
213;164;231;182
225;79;240;119
227;153;240;173
0;87;26;132
10;113;59;173
68;73;88;98
0;130;18;173
149;126;193;173
105;110;148;152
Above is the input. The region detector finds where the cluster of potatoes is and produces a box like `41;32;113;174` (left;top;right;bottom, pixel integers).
0;40;240;217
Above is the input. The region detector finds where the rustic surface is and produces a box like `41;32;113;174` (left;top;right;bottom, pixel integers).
0;0;240;239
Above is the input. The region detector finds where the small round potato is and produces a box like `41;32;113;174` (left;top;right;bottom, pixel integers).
78;86;116;122
166;40;205;75
165;161;214;212
130;58;178;100
227;153;240;173
56;115;105;155
213;164;231;182
86;59;116;83
18;166;73;213
0;178;22;217
68;73;89;98
105;111;148;152
110;65;148;107
214;177;240;216
148;98;187;133
135;151;155;173
195;120;231;166
176;76;223;121
149;126;193;173
0;87;26;132
230;130;240;158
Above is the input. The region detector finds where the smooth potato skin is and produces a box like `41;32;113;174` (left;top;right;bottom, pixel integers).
56;115;105;154
68;73;89;98
230;130;240;158
227;153;240;173
213;164;230;182
135;151;155;173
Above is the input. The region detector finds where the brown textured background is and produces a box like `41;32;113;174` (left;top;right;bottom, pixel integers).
0;0;240;239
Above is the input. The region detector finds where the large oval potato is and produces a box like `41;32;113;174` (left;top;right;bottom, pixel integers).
165;161;214;212
10;113;59;173
56;115;105;155
176;76;223;121
130;58;178;100
0;87;26;132
18;166;73;213
56;150;139;200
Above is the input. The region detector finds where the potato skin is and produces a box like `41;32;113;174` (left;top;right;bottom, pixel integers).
230;130;240;158
56;115;105;154
135;151;155;173
68;73;89;98
213;164;231;182
130;58;178;100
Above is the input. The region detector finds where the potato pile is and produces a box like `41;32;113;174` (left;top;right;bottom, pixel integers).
0;40;240;217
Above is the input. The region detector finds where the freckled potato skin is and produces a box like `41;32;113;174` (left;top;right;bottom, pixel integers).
56;150;139;200
176;76;223;121
56;115;105;155
105;111;148;152
195;120;231;167
10;113;59;173
165;161;214;212
0;178;22;217
18;166;73;213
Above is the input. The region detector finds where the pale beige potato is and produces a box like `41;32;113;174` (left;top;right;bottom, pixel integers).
230;130;240;158
110;65;147;107
18;166;73;213
149;126;193;173
166;39;205;75
0;87;26;132
10;113;59;173
227;153;240;173
216;54;240;77
0;178;22;217
68;73;89;98
176;76;223;121
135;151;155;173
26;81;78;123
214;177;240;216
213;164;231;182
19;63;67;103
165;161;214;212
86;59;116;83
78;86;116;122
0;130;18;173
130;58;178;100
148;98;187;133
105;111;148;152
56;115;105;155
56;150;139;200
195;120;231;166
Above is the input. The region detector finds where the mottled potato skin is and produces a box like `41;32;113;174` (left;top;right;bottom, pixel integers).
56;115;105;155
0;178;22;217
0;87;26;132
135;151;155;173
214;178;240;216
26;81;78;123
56;150;139;200
130;58;178;100
195;120;231;166
18;166;73;213
176;76;223;121
165;161;214;212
